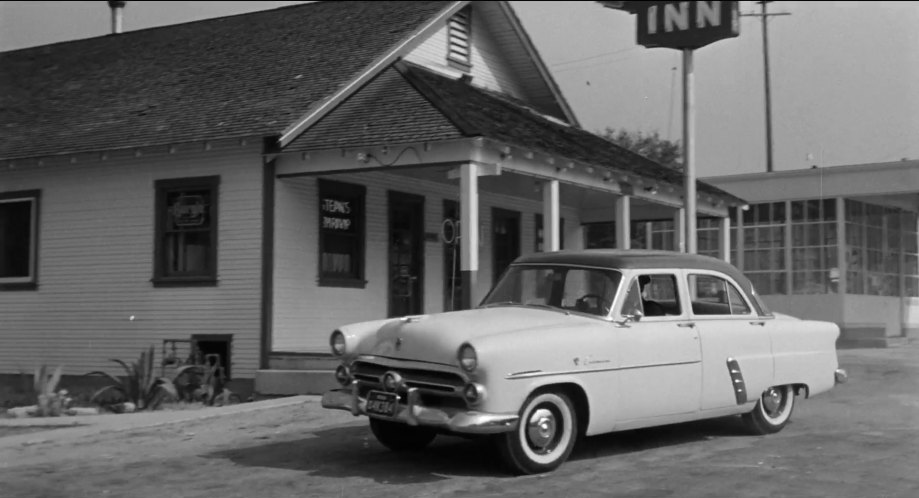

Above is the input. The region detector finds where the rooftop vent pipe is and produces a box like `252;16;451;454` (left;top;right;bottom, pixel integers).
109;1;126;34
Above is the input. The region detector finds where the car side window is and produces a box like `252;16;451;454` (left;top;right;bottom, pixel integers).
624;273;681;318
688;274;752;315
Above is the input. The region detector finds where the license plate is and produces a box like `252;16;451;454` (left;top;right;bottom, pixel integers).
366;390;397;417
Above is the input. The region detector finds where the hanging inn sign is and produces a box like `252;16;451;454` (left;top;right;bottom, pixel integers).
601;1;740;49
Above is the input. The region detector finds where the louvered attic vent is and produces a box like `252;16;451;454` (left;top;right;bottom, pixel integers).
447;7;472;70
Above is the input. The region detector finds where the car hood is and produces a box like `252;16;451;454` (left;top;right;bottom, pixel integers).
358;306;593;365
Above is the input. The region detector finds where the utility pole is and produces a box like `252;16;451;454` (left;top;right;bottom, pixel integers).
742;1;790;173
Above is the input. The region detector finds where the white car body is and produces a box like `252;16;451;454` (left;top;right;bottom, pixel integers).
322;250;846;474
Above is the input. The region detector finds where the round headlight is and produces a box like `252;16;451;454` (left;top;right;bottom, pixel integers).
334;365;351;386
457;343;477;372
330;330;346;356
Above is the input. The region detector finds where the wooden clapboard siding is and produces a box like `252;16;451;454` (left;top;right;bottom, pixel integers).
0;144;264;378
405;7;526;99
272;171;582;353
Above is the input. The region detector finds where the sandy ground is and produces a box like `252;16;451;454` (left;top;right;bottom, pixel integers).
0;346;917;498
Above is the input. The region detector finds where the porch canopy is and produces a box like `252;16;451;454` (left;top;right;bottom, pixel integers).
274;61;747;307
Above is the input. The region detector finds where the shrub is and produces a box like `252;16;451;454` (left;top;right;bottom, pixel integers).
33;365;72;416
87;345;178;411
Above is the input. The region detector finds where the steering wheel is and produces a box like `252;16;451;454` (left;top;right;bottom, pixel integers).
575;294;611;314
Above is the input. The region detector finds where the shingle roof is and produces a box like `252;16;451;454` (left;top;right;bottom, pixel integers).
0;1;453;160
396;62;743;202
285;66;464;150
291;60;745;204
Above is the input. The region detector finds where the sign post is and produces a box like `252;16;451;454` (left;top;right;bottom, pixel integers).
599;1;739;254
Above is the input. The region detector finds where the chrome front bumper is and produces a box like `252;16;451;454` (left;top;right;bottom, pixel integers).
321;385;519;435
835;368;848;384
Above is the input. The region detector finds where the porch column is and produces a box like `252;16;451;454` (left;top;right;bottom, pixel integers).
616;195;630;249
543;180;560;252
460;163;479;310
719;216;731;263
674;208;686;252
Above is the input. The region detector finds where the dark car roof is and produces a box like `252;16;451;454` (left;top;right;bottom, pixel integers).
513;249;768;315
514;249;734;272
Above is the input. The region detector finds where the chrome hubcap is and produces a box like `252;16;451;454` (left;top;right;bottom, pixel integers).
762;387;784;416
526;407;557;452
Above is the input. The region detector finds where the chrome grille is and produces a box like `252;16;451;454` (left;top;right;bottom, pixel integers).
352;360;465;395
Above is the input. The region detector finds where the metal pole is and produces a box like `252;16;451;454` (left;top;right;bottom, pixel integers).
761;1;774;173
683;48;696;254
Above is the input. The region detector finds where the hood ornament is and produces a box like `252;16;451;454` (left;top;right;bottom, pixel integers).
395;337;403;350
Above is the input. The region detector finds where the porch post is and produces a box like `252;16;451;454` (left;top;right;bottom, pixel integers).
719;216;731;263
460;163;479;310
674;208;686;252
543;180;560;252
616;195;631;250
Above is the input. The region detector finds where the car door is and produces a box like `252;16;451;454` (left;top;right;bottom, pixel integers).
615;271;702;422
687;271;774;412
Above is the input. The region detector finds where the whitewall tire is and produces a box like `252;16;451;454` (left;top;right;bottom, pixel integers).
743;385;795;435
497;390;578;475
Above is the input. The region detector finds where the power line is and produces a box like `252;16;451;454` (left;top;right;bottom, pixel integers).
550;46;641;69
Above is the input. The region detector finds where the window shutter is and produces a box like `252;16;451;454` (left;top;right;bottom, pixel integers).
447;7;472;70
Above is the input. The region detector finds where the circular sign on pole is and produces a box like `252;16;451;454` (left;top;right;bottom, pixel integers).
440;218;461;245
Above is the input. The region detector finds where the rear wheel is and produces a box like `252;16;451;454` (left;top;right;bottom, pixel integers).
742;385;795;435
496;390;578;475
369;418;436;451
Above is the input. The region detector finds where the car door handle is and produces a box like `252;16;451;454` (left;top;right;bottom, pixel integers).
749;321;766;326
677;322;695;328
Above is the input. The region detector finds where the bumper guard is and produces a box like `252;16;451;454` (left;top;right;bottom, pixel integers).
321;382;518;435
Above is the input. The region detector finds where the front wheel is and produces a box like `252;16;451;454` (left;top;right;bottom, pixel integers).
496;390;578;475
369;418;436;451
742;385;795;435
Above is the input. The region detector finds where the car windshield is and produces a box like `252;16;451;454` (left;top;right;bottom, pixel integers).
481;265;623;317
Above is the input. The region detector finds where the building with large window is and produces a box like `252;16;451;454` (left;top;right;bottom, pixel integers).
706;162;918;348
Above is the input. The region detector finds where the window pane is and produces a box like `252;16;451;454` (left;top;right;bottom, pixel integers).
318;179;365;284
157;180;217;280
0;198;34;279
773;202;786;223
165;231;211;275
823;199;836;221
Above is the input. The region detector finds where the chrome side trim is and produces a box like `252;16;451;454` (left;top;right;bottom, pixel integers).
726;357;748;405
320;384;518;435
505;360;701;380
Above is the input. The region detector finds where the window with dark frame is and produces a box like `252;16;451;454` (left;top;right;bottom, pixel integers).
154;176;219;286
0;190;40;290
318;179;366;288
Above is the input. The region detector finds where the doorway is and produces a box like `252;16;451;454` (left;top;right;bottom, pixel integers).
492;208;521;283
389;191;425;317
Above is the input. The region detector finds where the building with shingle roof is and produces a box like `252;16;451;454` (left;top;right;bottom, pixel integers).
0;1;747;394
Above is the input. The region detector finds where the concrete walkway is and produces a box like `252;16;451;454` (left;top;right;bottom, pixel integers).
0;395;321;448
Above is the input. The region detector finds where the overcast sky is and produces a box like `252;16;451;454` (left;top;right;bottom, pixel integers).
2;1;917;177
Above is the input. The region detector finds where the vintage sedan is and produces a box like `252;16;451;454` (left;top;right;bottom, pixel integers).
321;249;847;474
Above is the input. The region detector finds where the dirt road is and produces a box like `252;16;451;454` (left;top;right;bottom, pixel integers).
1;346;917;498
